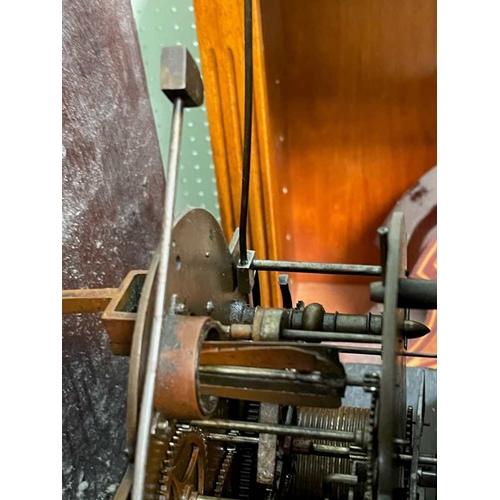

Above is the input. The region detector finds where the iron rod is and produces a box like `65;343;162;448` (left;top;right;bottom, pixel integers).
334;346;437;358
378;226;389;284
419;456;438;466
307;443;352;458
189;419;357;442
132;97;184;500
221;304;429;339
418;470;437;488
206;433;259;445
201;340;436;359
282;330;382;344
346;375;366;386
371;278;437;310
199;365;326;383
205;434;352;459
324;473;358;486
251;259;382;277
419;470;437;480
238;0;253;264
204;433;437;466
400;350;438;358
399;454;437;466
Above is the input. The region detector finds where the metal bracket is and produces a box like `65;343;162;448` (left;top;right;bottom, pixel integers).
278;274;293;309
237;250;256;296
257;403;280;486
229;228;257;296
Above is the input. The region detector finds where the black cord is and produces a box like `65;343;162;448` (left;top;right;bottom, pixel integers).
239;0;253;264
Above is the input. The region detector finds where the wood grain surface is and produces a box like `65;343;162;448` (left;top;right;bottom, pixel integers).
279;0;436;276
194;0;285;307
195;0;436;309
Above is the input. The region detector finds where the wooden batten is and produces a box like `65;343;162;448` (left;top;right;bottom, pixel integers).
194;0;284;307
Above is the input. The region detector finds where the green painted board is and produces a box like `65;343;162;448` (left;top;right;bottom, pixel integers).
131;0;220;221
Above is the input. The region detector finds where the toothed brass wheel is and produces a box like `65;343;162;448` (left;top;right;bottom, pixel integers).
143;425;207;500
214;446;236;498
159;427;207;500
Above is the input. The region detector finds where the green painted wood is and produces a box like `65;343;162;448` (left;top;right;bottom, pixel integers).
132;0;220;220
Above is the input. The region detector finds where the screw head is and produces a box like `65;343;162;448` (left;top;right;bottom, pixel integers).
175;302;186;314
206;300;214;314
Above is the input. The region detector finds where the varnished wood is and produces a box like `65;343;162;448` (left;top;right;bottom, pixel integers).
194;0;436;310
193;0;284;307
279;0;436;271
408;235;437;368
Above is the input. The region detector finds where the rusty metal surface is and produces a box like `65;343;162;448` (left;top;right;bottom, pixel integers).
199;342;346;407
160;208;246;316
257;403;279;485
252;308;283;341
292;407;370;500
377;213;408;498
161;46;205;107
154;316;221;420
252;309;281;486
62;288;118;314
127;209;246;455
199;383;341;408
409;374;426;500
200;342;344;375
127;251;160;457
134;65;187;498
159;428;207;500
142;426;207;500
62;0;164;496
102;271;147;354
63;270;148;356
138;416;175;500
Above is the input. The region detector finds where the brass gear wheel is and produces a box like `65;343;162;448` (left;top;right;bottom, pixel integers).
161;426;207;500
144;424;207;500
214;446;236;497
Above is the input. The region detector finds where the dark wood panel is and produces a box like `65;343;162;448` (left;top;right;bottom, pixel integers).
62;0;163;496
